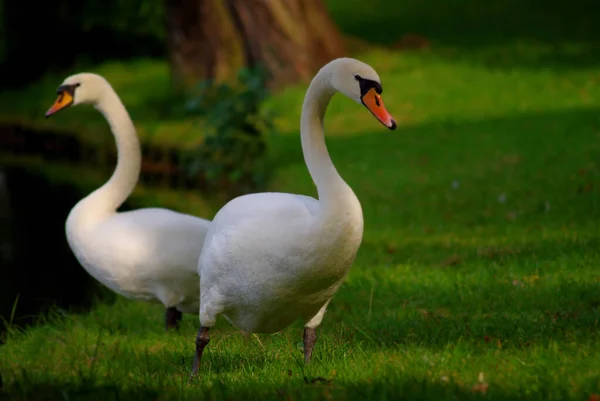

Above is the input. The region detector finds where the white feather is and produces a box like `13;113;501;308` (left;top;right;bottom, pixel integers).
196;58;391;334
54;73;210;314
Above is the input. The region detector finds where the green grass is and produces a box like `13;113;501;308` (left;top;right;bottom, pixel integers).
2;0;600;399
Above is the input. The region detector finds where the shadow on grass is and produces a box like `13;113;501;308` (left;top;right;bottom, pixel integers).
329;0;600;71
0;367;588;401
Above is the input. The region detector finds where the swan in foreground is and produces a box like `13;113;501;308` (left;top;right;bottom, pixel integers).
190;58;396;374
45;73;212;330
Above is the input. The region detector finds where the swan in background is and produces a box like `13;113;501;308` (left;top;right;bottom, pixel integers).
190;58;396;375
45;73;212;330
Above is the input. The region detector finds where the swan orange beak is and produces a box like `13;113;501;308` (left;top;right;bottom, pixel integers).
361;88;396;130
45;91;74;118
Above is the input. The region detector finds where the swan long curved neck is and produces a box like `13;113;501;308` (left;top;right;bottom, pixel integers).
300;69;351;209
87;87;141;213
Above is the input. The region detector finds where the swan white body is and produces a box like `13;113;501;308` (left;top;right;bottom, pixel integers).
191;58;396;371
45;74;211;320
66;205;209;313
199;190;360;332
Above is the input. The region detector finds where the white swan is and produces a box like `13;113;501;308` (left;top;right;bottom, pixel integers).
190;58;396;374
45;73;212;330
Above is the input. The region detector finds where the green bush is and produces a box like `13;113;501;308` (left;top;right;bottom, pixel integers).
182;67;275;198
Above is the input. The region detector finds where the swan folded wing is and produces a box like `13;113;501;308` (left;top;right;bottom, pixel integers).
199;193;333;306
209;192;319;232
89;208;209;292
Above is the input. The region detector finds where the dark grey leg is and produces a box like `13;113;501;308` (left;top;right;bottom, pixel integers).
165;307;183;330
303;327;317;363
190;326;210;376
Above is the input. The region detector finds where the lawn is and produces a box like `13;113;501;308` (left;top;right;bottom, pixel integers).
1;0;600;399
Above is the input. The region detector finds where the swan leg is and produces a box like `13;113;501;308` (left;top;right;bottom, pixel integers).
303;299;332;363
190;326;210;376
303;327;317;363
190;282;224;376
165;307;182;330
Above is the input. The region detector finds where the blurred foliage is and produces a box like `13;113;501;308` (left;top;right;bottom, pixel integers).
0;0;166;87
78;0;165;41
182;66;276;198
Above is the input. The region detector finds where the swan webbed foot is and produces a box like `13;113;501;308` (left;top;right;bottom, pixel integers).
165;307;183;331
303;327;317;364
190;326;210;377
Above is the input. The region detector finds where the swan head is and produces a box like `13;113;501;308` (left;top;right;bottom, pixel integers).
45;73;109;118
328;58;396;130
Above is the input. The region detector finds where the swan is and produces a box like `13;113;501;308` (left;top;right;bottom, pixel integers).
190;58;396;374
44;73;212;330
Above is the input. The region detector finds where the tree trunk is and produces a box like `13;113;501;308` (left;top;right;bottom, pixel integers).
164;0;346;90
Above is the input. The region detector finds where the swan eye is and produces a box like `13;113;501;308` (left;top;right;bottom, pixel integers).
56;83;79;95
357;77;383;98
354;74;361;81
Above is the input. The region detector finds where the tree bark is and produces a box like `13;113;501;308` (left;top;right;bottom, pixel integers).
164;0;346;90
